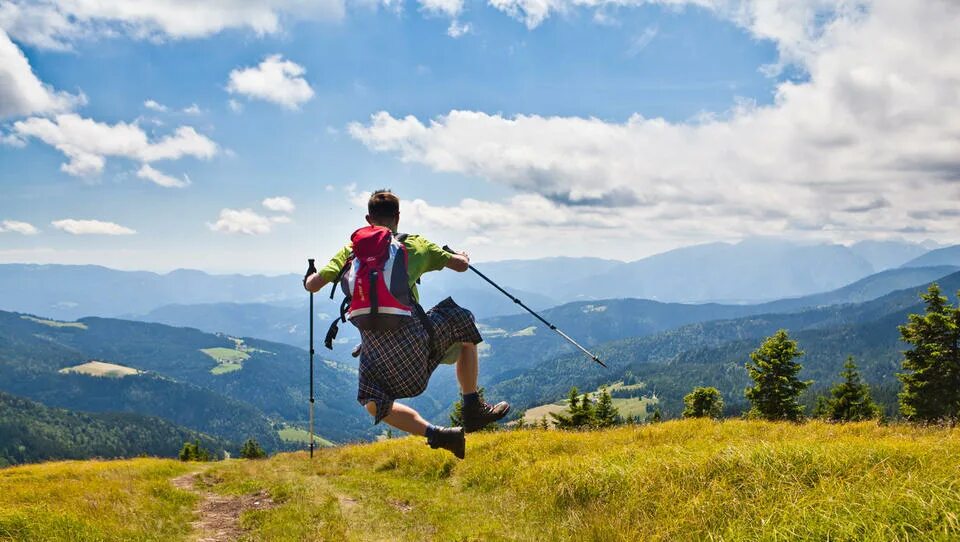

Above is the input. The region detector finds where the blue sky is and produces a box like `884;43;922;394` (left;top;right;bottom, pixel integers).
1;1;957;273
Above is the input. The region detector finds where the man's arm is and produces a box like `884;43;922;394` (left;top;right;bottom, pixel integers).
304;244;352;293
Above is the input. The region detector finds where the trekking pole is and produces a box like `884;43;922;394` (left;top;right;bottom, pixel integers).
442;246;606;368
305;258;317;459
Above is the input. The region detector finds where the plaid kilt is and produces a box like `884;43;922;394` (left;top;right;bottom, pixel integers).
357;297;482;423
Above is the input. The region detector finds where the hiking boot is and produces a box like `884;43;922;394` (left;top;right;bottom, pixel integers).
427;426;465;459
463;400;511;433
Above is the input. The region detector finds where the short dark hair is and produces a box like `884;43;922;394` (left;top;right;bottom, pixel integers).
368;189;400;220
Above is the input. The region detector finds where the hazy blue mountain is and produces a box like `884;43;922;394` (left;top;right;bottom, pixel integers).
901;245;960;269
756;265;959;313
437;257;622;298
0;264;304;321
560;238;877;303
848;240;929;271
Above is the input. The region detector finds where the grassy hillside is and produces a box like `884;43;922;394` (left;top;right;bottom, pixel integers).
3;420;959;541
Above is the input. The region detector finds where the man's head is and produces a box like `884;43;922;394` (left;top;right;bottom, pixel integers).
366;189;400;231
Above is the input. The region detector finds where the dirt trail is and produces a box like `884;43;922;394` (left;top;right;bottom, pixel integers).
172;471;276;542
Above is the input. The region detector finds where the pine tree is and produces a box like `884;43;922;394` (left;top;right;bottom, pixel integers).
514;412;527;430
593;387;620;427
538;417;549;430
240;438;266;459
577;393;595;427
682;387;724;419
745;329;811;421
550;387;581;429
898;283;960;422
821;357;881;422
650;406;662;423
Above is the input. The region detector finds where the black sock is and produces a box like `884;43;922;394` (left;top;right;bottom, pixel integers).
462;392;480;408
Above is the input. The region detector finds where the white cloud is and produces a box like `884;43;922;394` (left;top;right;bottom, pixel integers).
182;104;201;115
227;55;315;109
144;99;167;112
136;164;189;188
627;25;658;56
0;28;83;119
447;20;472;38
262;196;296;213
13;114;217;176
227;99;243;113
420;0;464;17
52;219;136;235
0;0;345;50
0;220;39;235
209;208;274;235
350;0;960;244
270;215;292;223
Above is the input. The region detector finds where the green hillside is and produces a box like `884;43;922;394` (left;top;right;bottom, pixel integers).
0;310;368;446
490;271;960;417
0;392;230;467
2;420;958;541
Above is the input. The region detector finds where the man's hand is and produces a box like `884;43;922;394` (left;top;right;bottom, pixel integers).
445;251;470;273
304;273;327;293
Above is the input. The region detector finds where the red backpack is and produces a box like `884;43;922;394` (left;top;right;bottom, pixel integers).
324;226;434;350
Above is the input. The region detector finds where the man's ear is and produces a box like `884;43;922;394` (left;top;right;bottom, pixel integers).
365;215;373;226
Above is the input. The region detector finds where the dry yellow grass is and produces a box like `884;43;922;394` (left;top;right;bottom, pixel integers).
4;420;960;541
0;458;194;542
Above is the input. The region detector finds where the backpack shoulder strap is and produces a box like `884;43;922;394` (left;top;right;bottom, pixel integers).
329;252;354;299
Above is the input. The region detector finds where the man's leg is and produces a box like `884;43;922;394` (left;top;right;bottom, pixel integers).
365;401;429;436
364;401;465;459
455;342;510;432
456;342;478;394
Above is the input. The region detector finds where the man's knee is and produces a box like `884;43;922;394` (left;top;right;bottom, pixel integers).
364;401;378;417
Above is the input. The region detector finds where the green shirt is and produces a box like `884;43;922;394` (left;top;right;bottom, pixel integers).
319;234;452;302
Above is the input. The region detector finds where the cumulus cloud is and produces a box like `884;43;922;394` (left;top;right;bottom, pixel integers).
13;114;217;176
349;0;960;244
144;99;167;112
209;208;274;235
136;164;190;188
447;20;472;37
0;220;39;235
227;55;315;109
0;28;83;119
52;219;136;235
262;196;295;213
182;104;201;115
0;0;345;50
420;0;464;17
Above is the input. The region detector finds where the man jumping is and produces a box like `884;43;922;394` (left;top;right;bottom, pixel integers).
303;189;510;459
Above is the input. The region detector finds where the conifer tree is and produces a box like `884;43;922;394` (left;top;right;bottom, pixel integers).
593;387;620;427
821;357;880;422
240;438;266;459
682;387;724;419
550;387;582;429
898;284;960;422
745;329;811;421
650;406;662;423
538;417;549;430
